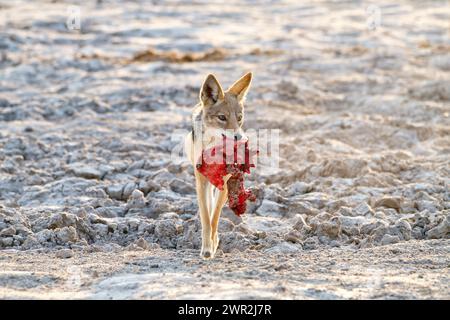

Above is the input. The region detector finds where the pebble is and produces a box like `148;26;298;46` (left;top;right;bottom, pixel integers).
381;234;400;246
264;242;301;254
70;165;103;180
374;197;403;211
426;215;449;239
0;226;16;237
169;178;195;194
135;237;151;250
55;226;78;243
56;248;73;259
1;237;14;247
339;216;372;236
256;199;285;218
126;189;146;209
106;184;124;200
293;215;310;231
354;202;374;216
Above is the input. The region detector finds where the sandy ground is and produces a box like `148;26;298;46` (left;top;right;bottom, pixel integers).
0;240;449;299
0;0;449;299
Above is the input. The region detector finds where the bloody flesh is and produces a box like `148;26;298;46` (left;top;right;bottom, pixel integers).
196;136;257;216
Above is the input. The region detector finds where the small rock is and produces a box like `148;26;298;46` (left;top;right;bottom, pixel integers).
1;237;14;247
430;55;450;71
219;231;252;253
179;213;193;220
374;197;403;211
177;218;201;250
289;201;318;215
154;219;177;248
306;149;317;162
22;235;39;249
303;236;320;250
106;222;118;233
337;206;354;216
138;179;160;194
123;182;138;200
222;208;243;225
293;215;310;231
409;80;450;101
48;212;77;229
283;230;302;243
415;200;439;213
0;98;11;108
326;200;348;213
329;239;341;247
35;229;55;244
126;189;146;209
380;234;400;245
316;217;341;238
354;202;374;216
287;182;312;196
106;184;124;200
159;212;179;220
95;206;123;218
101;243;122;252
256;199;285;218
264;242;301;254
56;249;73;259
88;213;107;224
55;226;78;244
411;226;424;239
374;211;386;219
426;215;450;239
70;165;102;180
152;169;176;187
148;243;160;250
338;216;371;236
0;226;16;237
372;225;388;242
218;218;235;233
85;187;108;199
135;237;151;250
93;223;108;237
298;192;329;209
143;198;173;217
169;178;195;194
395;220;412;241
234;224;251;234
400;200;416;214
361;220;387;235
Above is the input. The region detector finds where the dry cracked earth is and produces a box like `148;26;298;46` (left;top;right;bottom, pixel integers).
0;0;449;299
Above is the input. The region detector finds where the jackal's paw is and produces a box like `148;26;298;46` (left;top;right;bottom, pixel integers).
200;241;214;259
200;247;212;259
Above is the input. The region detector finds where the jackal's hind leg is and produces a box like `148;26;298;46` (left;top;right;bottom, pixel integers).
210;184;229;257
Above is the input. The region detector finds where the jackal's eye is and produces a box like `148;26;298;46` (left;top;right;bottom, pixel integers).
218;115;227;122
237;114;243;122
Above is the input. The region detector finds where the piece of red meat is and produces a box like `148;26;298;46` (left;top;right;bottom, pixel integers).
196;136;257;216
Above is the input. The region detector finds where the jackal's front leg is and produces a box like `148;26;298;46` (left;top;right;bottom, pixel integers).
195;170;213;259
210;175;230;257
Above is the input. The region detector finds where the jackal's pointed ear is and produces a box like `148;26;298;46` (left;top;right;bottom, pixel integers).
200;74;224;106
227;72;252;101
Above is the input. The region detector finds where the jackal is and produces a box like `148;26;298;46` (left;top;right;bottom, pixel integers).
185;72;252;259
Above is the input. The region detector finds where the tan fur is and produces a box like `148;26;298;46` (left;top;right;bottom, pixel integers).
185;72;252;259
